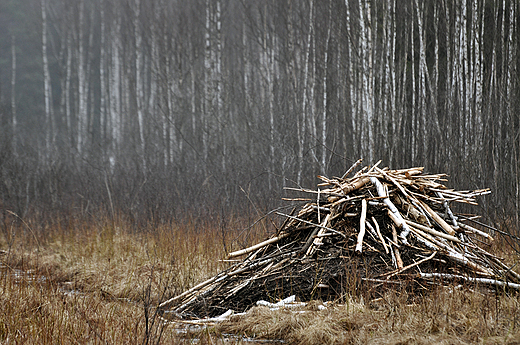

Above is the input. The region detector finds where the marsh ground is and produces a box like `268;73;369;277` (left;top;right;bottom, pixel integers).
1;214;519;344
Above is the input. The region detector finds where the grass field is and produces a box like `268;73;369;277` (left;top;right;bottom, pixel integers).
1;212;519;344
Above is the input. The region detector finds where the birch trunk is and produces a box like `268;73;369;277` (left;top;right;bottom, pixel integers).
109;15;122;169
358;0;373;163
345;1;357;157
99;0;107;148
321;0;332;175
148;3;159;162
216;0;224;171
41;0;54;156
461;1;470;159
64;31;72;145
203;0;211;165
474;0;484;144
410;7;416;162
414;0;427;162
134;0;146;171
299;0;314;185
11;35;17;154
77;0;87;155
263;4;275;190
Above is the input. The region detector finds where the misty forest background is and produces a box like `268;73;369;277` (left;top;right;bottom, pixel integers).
0;0;519;235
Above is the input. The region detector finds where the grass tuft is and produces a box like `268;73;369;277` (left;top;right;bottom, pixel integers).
1;212;519;344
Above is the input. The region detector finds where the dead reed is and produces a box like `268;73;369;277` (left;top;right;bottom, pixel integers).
0;209;519;344
0;212;261;344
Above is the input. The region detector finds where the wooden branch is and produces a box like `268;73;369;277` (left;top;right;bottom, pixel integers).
341;158;364;179
420;273;520;290
370;176;412;243
405;220;461;243
355;199;367;253
158;272;224;309
383;251;437;279
435;191;459;228
372;216;389;254
275;212;346;237
375;166;409;197
414;232;494;276
307;215;332;257
227;232;291;259
457;222;494;241
418;199;456;235
391;225;404;269
340;176;371;194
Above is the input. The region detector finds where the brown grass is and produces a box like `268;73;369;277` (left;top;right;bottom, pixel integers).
0;212;263;344
220;288;520;344
1;212;520;344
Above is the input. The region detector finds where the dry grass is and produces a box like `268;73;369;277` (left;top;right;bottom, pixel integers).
220;288;520;344
0;212;261;344
1;212;520;344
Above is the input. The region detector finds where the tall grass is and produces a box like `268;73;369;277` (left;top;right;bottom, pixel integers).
1;211;519;344
0;211;266;344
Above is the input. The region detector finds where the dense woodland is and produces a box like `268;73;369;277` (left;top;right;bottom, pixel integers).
0;0;518;233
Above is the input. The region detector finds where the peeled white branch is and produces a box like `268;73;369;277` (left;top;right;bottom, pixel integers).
355;199;367;253
369;176;412;243
420;273;520;290
227;232;290;259
418;199;456;235
405;219;461;243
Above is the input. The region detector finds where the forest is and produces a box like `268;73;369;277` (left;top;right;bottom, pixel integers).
0;0;519;233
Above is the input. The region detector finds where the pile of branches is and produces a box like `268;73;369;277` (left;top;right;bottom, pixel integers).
160;160;520;318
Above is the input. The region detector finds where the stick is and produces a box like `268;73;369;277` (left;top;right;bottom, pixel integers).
158;273;223;308
375;166;409;197
419;273;520;290
410;228;494;276
355;199;368;253
274;212;346;237
340;177;371;194
383;251;437;279
341;158;363;179
391;225;404;269
457;222;494;241
405;220;461;243
372;216;389;254
306;214;332;257
362;278;404;285
435;191;459;228
418;199;456;236
227;232;291;259
370;176;412;243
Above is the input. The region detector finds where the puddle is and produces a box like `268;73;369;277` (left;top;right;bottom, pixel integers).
0;264;47;284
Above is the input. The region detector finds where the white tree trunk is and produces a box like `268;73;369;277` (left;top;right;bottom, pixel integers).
263;4;275;190
109;15;122;169
99;0;107;146
345;1;357;157
134;0;146;171
77;0;87;155
415;0;427;161
203;0;211;165
11;34;17;154
321;0;332;174
41;0;54;156
64;32;72;143
358;0;373;162
474;0;484;142
298;0;314;185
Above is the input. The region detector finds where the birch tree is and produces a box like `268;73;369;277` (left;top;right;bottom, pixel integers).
134;0;146;171
11;34;17;155
41;0;54;157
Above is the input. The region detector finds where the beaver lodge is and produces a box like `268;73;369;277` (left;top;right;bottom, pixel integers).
160;159;520;319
